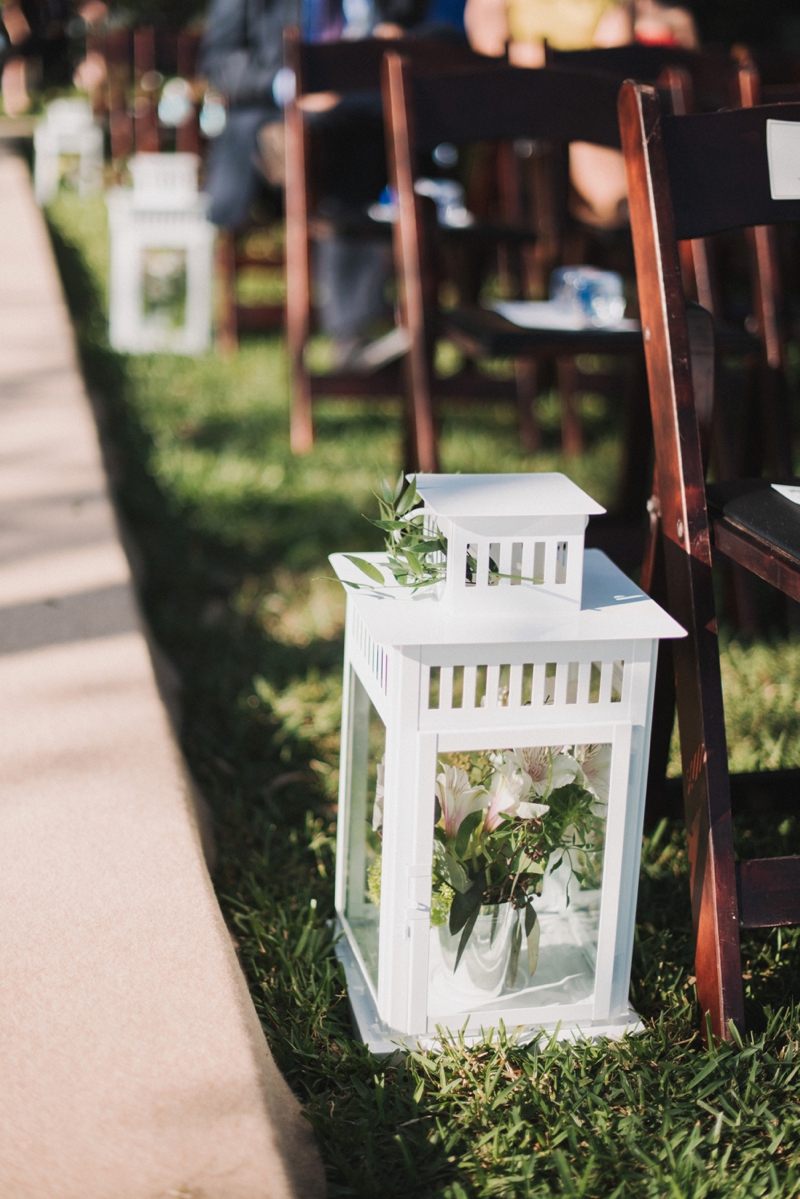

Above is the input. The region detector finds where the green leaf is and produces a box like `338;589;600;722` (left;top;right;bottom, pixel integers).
396;479;420;517
524;902;538;938
404;551;425;579
449;879;482;936
527;907;541;977
507;916;522;988
444;850;471;894
393;470;405;501
454;910;480;971
454;808;484;859
371;518;413;532
344;555;385;585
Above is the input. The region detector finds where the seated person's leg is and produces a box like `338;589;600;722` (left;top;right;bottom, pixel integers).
205;107;272;229
311;100;393;362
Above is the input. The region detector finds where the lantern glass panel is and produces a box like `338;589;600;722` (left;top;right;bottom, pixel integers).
58;153;81;190
141;247;188;330
428;742;609;1019
344;674;386;989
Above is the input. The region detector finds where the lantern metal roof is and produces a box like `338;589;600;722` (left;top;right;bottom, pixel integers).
414;473;606;519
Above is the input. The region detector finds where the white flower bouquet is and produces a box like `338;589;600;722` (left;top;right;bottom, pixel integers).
430;745;607;982
370;744;608;986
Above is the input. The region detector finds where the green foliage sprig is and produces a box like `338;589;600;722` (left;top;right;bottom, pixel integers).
346;473;447;592
346;471;542;593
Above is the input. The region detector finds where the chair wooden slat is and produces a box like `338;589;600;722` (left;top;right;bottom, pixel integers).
712;519;800;603
737;858;800;929
444;306;643;357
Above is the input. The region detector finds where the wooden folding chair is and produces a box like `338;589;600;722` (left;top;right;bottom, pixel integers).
175;31;202;156
642;55;799;821
133;27;159;153
284;29;509;456
383;58;651;477
106;27;133;166
620;81;800;1040
530;46;744;518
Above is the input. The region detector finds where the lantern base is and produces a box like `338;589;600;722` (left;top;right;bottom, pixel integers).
334;922;644;1056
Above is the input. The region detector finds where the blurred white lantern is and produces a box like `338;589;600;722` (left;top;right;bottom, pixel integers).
330;473;684;1052
34;98;103;205
106;153;214;354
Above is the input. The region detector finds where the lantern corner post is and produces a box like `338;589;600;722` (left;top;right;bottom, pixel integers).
379;649;437;1036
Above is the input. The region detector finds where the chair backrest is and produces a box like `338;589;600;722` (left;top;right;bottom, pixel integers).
383;55;632;471
657;56;790;398
656;102;800;239
388;60;623;152
284;28;492;96
548;44;737;112
620;85;800;557
548;43;694;81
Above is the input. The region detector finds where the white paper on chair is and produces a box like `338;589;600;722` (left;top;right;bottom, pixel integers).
766;120;800;200
772;483;800;505
492;301;640;332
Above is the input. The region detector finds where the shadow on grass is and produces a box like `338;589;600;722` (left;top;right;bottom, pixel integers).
47;218;461;1196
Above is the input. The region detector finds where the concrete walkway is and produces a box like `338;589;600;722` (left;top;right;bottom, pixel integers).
0;153;325;1197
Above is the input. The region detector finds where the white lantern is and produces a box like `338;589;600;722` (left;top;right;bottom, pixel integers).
106;153;214;355
331;473;684;1052
33;98;103;205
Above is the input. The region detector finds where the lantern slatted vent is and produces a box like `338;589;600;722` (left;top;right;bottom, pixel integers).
463;539;564;590
425;658;626;712
351;608;389;695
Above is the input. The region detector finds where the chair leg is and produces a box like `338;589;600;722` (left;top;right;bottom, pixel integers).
711;362;761;633
762;363;793;478
285;227;313;454
736;353;764;479
662;533;745;1042
515;359;540;454
215;231;238;356
556;358;583;456
618;354;652;518
403;353;440;473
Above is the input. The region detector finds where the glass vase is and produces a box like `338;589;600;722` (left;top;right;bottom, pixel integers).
437;903;525;1002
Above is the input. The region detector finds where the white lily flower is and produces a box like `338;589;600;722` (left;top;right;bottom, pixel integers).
436;764;488;840
575;743;612;805
516;800;551;821
509;746;582;798
484;765;535;831
372;755;386;831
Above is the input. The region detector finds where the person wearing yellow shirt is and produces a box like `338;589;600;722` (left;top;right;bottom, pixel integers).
463;0;697;226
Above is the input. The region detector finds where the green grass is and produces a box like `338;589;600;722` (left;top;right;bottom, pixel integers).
47;191;800;1198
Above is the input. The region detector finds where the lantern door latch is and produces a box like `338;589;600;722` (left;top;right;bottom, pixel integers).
407;868;431;920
